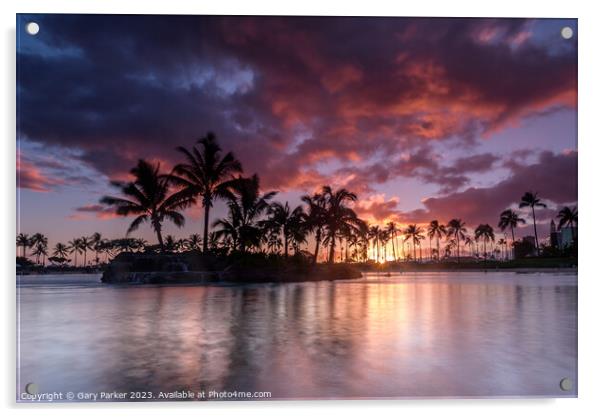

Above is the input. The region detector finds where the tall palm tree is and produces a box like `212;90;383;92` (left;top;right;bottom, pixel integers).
321;186;363;264
68;238;83;267
498;208;525;248
266;202;305;257
404;224;424;261
302;193;327;264
446;219;467;262
519;191;547;255
16;233;31;258
218;174;277;253
90;232;103;265
78;236;94;267
368;225;381;262
557;206;578;244
101;159;194;252
475;224;495;260
169;132;243;253
427;220;446;261
386;222;398;261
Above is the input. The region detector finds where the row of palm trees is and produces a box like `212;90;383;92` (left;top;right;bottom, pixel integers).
17;133;577;265
15;232;215;267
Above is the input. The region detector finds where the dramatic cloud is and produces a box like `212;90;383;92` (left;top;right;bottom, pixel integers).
401;150;577;229
17;15;576;193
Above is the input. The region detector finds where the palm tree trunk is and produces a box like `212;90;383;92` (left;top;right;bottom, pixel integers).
203;204;211;253
436;236;440;261
155;228;165;253
83;249;87;267
532;206;539;255
328;234;336;264
456;232;460;262
510;226;515;259
313;229;321;264
284;231;289;258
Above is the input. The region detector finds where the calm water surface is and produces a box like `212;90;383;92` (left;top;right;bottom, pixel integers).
17;271;577;400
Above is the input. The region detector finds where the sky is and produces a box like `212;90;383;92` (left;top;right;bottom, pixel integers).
16;14;577;249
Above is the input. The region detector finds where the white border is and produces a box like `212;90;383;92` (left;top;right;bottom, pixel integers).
3;1;602;416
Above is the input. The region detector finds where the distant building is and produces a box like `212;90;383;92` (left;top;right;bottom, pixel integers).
558;227;576;248
523;236;536;247
550;220;560;248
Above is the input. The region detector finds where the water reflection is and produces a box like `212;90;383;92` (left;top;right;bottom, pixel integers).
17;272;577;399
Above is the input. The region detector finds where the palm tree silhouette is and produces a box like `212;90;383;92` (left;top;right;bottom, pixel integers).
368;225;381;262
186;233;203;251
557;206;578;244
475;224;495;260
386;222;398;261
302;193;327;264
404;224;424;262
446;219;467;262
53;242;69;259
498;209;525;258
79;236;94;267
30;233;48;264
16;233;31;258
68;238;83;267
266;201;305;257
427;220;446;261
218;174;276;253
101;159;194;252
519;191;547;255
90;232;103;265
320;186;362;264
169;132;243;253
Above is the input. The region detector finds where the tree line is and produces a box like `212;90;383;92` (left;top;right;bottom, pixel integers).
17;133;578;266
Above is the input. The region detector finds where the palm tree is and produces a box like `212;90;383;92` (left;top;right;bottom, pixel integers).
497;238;508;260
302;193;327;264
519;191;547;255
101;159;194;252
16;233;31;258
90;232;103;265
386;222;398;261
320;186;363;264
68;238;84;267
427;220;446;261
31;243;48;266
78;236;94;267
557;206;578;244
218;174;277;253
187;233;203;251
53;242;69;259
446;219;467;262
475;224;495;260
213;211;241;253
266;202;305;257
368;225;381;262
464;236;475;257
404;224;424;262
498;209;525;258
30;233;48;264
169;132;243;253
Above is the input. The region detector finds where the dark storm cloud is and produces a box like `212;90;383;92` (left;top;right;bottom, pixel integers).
17;15;576;195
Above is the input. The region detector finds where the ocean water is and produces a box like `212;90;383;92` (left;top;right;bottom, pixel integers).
17;271;577;400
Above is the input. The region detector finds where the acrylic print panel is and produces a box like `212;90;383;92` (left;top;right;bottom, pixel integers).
16;14;577;402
